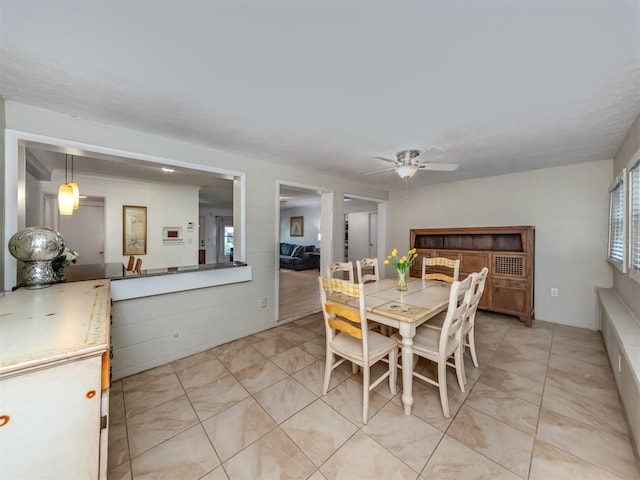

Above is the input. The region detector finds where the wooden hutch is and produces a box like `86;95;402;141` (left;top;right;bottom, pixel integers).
409;226;535;327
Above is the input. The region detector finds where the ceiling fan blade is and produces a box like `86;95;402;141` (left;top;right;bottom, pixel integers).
415;147;445;162
373;156;398;164
364;167;397;176
418;163;459;171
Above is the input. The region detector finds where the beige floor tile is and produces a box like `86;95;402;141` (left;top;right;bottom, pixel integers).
175;357;230;392
545;365;619;405
530;439;625;480
109;386;126;424
465;382;539;435
130;425;219;480
420;435;521;480
448;405;534;478
300;337;326;358
390;378;460;431
477;365;544;405
171;349;217;372
547;351;613;379
363;402;443;473
280;327;320;344
281;399;358;466
233;359;289;394
210;338;250;361
320;430;417;480
292;359;349;396
199;465;230;480
491;341;550;367
488;351;548;382
201;397;276;462
537;408;639;479
108;419;129;471
187;374;250;421
122;363;175;392
253;376;317;423
270;345;318;374
541;382;629;438
124;373;185;418
216;344;267;373
223;428;316;480
251;335;296;357
307;470;328;480
322;377;388;425
127;394;199;457
243;329;277;345
108;461;132;480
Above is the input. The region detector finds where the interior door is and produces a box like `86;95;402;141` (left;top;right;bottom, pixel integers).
58;199;105;265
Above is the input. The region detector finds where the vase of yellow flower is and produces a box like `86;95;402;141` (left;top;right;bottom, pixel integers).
384;247;418;291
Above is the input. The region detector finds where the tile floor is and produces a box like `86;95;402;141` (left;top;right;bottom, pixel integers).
107;311;639;480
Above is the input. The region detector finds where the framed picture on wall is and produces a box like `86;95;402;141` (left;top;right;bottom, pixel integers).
123;205;147;255
290;216;304;237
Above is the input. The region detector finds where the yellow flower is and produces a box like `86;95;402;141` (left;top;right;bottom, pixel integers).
384;247;417;274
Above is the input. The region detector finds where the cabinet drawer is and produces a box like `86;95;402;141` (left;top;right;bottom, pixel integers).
492;277;526;289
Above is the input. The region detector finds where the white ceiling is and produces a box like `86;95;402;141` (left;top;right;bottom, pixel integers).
1;1;639;191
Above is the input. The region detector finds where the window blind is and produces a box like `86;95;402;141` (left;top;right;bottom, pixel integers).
608;174;625;268
630;160;640;280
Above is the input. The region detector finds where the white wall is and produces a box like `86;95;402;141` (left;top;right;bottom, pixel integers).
280;205;321;247
387;159;613;330
27;170;200;269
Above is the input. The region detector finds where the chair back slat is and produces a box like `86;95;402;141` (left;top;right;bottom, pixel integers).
356;258;379;284
422;257;460;283
327;262;355;283
325;302;362;326
327;317;363;338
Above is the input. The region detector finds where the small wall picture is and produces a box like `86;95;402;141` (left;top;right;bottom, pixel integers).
123;205;147;255
290;216;304;237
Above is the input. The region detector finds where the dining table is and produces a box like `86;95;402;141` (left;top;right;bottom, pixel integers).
330;276;452;416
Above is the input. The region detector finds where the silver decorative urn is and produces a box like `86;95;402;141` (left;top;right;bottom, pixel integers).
8;227;65;289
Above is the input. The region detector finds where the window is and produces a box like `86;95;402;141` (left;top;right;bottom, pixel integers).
224;226;234;258
630;160;640;281
608;171;626;271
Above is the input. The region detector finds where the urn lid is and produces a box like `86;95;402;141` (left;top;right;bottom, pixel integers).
8;227;65;262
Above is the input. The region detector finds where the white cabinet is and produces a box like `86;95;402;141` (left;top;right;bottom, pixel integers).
0;280;111;480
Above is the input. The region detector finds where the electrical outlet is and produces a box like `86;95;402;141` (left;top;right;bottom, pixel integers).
260;297;267;308
550;288;559;297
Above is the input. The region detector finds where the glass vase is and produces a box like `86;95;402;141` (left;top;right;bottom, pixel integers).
396;270;408;291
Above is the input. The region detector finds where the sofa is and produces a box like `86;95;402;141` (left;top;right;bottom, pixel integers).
280;243;320;270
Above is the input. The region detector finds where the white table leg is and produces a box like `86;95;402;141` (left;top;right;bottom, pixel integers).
399;323;416;415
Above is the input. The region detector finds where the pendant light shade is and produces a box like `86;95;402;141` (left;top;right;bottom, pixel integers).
69;182;80;209
58;154;80;215
58;183;75;215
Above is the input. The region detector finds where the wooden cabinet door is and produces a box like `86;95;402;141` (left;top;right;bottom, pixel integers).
0;356;102;479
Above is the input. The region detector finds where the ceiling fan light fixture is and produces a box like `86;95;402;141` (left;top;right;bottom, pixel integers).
396;165;419;179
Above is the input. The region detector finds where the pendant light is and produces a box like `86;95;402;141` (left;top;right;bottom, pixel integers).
58;154;78;215
69;155;80;210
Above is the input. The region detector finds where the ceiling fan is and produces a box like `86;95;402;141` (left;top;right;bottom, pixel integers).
365;148;459;180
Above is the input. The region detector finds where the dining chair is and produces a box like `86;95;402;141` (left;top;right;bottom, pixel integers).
327;261;355;283
318;276;398;424
401;273;474;418
423;267;488;368
134;258;143;273
126;255;135;271
356;258;379;284
422;256;460;283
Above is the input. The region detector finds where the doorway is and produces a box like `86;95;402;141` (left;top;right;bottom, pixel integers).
278;184;323;322
44;194;106;265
